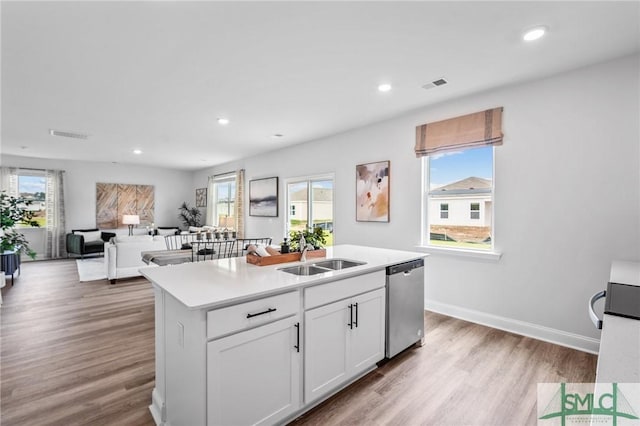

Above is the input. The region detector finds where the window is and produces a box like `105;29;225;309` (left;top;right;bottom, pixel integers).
213;176;236;228
424;146;493;250
470;203;480;219
286;175;334;246
440;203;449;219
17;172;46;227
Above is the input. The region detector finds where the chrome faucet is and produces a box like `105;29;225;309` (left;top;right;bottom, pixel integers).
300;244;312;262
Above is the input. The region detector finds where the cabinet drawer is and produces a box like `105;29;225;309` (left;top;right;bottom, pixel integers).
304;271;385;310
207;291;299;340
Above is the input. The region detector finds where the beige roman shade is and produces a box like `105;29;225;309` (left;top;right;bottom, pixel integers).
415;107;503;157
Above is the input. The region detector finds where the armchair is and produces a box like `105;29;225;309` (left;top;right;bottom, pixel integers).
66;228;116;259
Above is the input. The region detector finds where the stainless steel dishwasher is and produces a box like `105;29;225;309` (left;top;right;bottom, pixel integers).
386;258;425;358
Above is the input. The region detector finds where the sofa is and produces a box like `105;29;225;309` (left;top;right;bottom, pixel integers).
154;226;181;236
105;235;167;284
66;228;116;258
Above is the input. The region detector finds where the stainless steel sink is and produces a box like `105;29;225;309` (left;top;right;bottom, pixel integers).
312;259;366;270
279;265;329;276
279;259;366;276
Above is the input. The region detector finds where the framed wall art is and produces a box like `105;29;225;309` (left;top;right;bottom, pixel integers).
195;187;207;207
96;183;155;229
356;160;390;222
249;177;278;217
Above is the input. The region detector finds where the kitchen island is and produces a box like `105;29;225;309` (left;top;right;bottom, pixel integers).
141;244;426;426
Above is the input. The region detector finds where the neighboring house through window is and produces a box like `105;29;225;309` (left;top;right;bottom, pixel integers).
286;175;334;245
424;146;494;249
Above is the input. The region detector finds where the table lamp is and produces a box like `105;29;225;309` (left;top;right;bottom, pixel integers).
220;216;234;229
122;214;140;236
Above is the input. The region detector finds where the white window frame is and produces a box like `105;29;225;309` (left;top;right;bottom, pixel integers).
212;175;236;228
419;148;501;260
284;173;335;237
440;203;449;219
16;169;47;228
470;202;480;220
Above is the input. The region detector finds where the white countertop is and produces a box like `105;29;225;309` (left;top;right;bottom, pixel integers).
140;244;427;310
596;260;640;383
609;260;640;286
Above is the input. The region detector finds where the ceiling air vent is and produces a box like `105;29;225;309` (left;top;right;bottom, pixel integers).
422;77;448;90
49;129;89;140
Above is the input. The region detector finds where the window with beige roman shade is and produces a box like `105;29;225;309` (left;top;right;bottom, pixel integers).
415;107;503;157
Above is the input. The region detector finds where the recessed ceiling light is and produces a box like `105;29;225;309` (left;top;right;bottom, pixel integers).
217;117;230;125
133;149;142;155
523;26;547;42
378;83;392;92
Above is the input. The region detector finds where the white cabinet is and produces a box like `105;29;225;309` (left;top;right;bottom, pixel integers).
207;315;302;426
304;287;386;404
154;269;389;425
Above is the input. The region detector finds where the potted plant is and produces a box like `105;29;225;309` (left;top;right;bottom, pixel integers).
288;226;327;252
178;201;202;228
0;191;40;259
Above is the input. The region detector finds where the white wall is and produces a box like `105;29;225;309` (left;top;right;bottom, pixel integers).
193;54;640;350
0;155;194;235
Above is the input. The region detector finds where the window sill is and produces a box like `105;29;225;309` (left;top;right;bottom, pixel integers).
415;245;502;261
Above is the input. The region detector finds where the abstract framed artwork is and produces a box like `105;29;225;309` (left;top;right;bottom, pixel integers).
356;160;390;222
249;177;278;217
195;188;207;207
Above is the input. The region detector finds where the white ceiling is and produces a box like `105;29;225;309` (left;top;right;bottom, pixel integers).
2;1;639;171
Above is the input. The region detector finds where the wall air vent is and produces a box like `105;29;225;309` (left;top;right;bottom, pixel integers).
49;129;89;139
422;77;448;90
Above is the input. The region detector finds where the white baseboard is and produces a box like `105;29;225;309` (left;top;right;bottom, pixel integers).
424;300;600;354
149;387;165;426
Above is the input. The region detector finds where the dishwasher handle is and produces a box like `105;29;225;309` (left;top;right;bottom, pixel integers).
589;291;606;330
387;258;424;275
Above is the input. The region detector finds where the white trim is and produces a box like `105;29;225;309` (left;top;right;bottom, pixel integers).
415;245;502;261
149;387;166;425
424;299;600;354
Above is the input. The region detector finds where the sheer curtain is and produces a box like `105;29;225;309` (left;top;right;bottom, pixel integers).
0;167;18;196
235;169;245;238
206;175;216;226
0;167;66;259
45;169;66;258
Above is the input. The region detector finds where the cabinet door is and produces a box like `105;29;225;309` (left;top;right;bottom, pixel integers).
207;315;301;426
349;288;386;376
304;300;349;404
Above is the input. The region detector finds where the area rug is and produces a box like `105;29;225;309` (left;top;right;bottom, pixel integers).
76;258;106;282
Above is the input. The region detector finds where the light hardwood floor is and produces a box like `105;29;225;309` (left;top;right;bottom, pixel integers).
1;259;597;425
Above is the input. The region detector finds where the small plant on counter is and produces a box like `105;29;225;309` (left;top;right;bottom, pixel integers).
0;191;41;259
289;226;327;251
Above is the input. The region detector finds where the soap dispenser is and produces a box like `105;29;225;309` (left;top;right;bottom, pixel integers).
281;237;290;254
